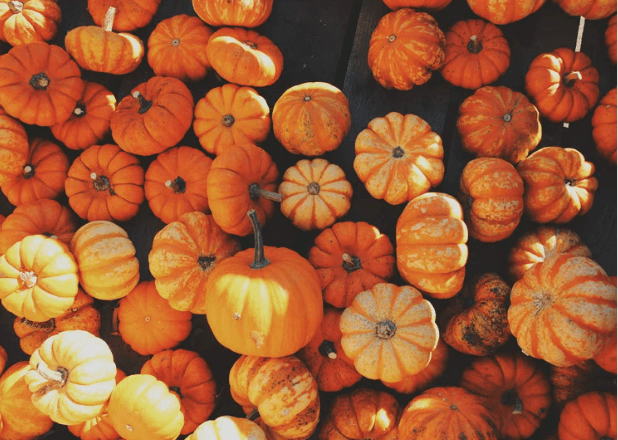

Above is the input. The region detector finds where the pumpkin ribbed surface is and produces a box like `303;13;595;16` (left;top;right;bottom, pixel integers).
591;87;617;165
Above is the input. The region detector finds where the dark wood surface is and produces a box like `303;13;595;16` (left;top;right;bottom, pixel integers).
0;0;616;439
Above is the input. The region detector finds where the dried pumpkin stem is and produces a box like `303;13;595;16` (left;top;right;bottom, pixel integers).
222;114;235;127
307;182;320;195
103;6;116;32
248;209;270;269
91;172;115;195
318;340;338;359
197;255;216;271
342;253;362;272
502;389;524;415
23;165;34;178
376;320;396;339
392;146;405;158
8;1;23;14
132;91;153;114
503;113;512;122
20;317;56;333
563;71;583;86
248;183;282;202
467;35;483;54
73;104;86;117
36;363;68;385
172;38;180;46
165;177;186;194
29;73;50;91
19;271;37;288
387;34;396;43
246;408;260;421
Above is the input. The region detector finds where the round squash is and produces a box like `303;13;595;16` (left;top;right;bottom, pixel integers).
192;0;272;27
592;87;617;165
558;392;617;440
88;0;160;31
0;0;61;46
0;105;28;187
552;0;616;19
607;14;617;64
466;0;546;24
187;417;267;440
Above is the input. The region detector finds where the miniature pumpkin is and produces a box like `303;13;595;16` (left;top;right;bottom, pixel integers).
340;283;439;383
50;81;117;151
148;211;241;314
110;76;194;156
148;15;213;82
508;254;617;367
107;374;184;440
525;48;599;123
229;355;320;439
193;0;272;27
552;0;616;19
187;417;267;440
550;360;602;409
0;0;61;46
117;281;192;356
206;143;280;236
13;289;100;355
441;19;510;90
517;147;598;223
272;82;351;156
594;330;617;374
396;192;468;298
25;330;117;425
607;14;617;64
367;8;446;90
460;352;552;440
206;27;283;87
456;86;542;164
439;273;511;356
0;106;28;186
0;235;79;322
459;157;524;242
88;0;160;31
0;42;84;126
65;144;145;222
205;210;323;357
558;392;617;440
70;220;140;300
193;83;270;156
399;386;499;440
296;306;362;392
591;87;617;165
466;0;546;24
382;0;452;10
144;146;213;224
354;112;445;205
0;198;77;255
308;221;396;308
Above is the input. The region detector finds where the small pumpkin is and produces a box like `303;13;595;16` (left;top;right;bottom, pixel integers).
193;0;272;27
558;392;617;440
594;275;617;374
441;19;510;90
0;345;5;374
88;0;160;31
354;112;445;205
382;0;452;10
0;0;61;46
550;360;601;409
187;417;267;440
607;14;617;64
0;105;28;186
591;87;617;165
466;0;546;24
552;0;617;19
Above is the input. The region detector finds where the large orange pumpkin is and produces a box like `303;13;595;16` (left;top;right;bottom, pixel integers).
592;87;617;165
88;0;160;31
466;0;546;24
0;0;61;46
552;0;617;19
192;0;272;27
607;14;617;64
0;105;28;187
558;392;617;440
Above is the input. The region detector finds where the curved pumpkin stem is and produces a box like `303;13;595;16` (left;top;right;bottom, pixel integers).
91;172;116;195
563;71;583;86
319;340;338;359
165;177;186;194
103;6;116;32
19;271;37;288
246;408;260;421
8;1;23;14
248;183;282;203
132;91;152;114
248;209;270;270
342;253;362;273
467;35;483;54
36;363;68;386
502;389;524;415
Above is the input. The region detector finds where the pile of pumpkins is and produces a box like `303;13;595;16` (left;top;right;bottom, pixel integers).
0;0;616;439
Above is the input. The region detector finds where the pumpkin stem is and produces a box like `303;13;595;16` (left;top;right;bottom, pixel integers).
19;270;37;288
8;1;23;14
342;253;362;272
29;73;50;91
564;178;574;186
563;71;583;86
165;177;186;194
73;104;86;117
23;165;34;178
222;114;235;127
246;408;260;421
248;183;283;202
103;6;116;32
43;232;58;239
197;255;216;271
392;146;405;158
318;340;338;359
387;34;396;43
502;389;524;415
172;38;180;46
169;386;181;396
243;40;258;50
248;209;270;269
307;182;320;195
36;363;68;386
20;317;56;333
91;172;116;195
376;320;397;339
467;35;483;54
132;91;153;114
503;113;512;122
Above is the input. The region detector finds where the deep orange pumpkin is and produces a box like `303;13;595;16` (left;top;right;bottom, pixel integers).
0;0;61;46
558;392;617;440
552;0;617;19
592;87;617;165
594;276;617;374
607;14;617;64
467;0;546;24
192;0;272;27
0;106;28;187
88;0;160;31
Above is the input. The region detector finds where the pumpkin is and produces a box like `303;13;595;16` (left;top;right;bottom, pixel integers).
147;15;213;82
354;112;445;205
339;283;439;383
206;27;283;87
0;106;28;186
441;19;510;90
70;220;140;300
466;0;546;24
148;211;241;314
0;138;69;207
308;221;396;308
25;330;117;425
525;47;599;123
558;392;617;440
117;281;192;356
272;82;351;156
459;157;524;242
279;158;353;231
607;14;617;64
0;42;84;126
456;86;542;164
0;198;77;255
382;0;452;10
507;226;591;282
187;417;267;440
141;349;217;435
229;355;320;439
65;144;145;222
552;0;617;19
0;361;54;440
88;0;160;31
0;234;79;322
460;352;552;440
517;147;598;224
396;192;468;298
367;8;446;90
205;210;323;357
508;254;617;367
591;87;617;165
296;306;362;392
107;374;184;440
594;275;617;374
399;386;499;440
13;289;100;355
193;0;272;27
318;388;400;440
110;76;194;156
206;143;280;237
144;146;213;224
0;0;61;46
0;345;5;374
50;81;117;151
550;360;601;409
193;83;270;156
439;273;511;356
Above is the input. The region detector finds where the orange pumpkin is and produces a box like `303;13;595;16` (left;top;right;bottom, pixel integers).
188;417;268;440
193;83;270;156
88;0;160;31
144;146;213;224
591;87;617;165
206;27;283;87
517;147;598;224
525;48;599;123
65;144;145;222
0;345;5;374
558;392;617;440
383;0;452;10
0;0;61;46
367;8;446;90
466;0;546;24
50;81;117;151
441;19;510;90
193;0;272;27
0;106;28;187
594;275;617;374
147;15;213;82
272;82;351;156
0;42;84;126
552;0;616;19
607;14;617;64
456;86;542;164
